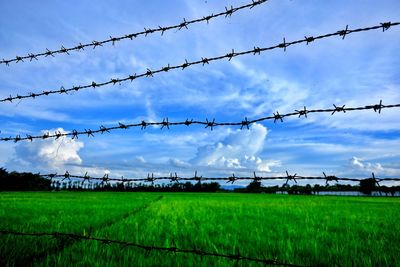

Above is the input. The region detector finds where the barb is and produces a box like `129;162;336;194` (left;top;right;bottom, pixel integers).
323;172;339;185
0;230;300;266
1;101;399;142
284;171;297;187
40;171;400;186
1;21;399;103
0;0;269;66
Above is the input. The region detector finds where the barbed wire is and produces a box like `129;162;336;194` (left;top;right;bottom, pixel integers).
1;101;399;142
41;171;400;187
1;22;398;103
0;230;302;266
0;0;268;66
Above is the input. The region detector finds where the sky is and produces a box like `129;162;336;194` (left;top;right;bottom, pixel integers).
0;0;399;186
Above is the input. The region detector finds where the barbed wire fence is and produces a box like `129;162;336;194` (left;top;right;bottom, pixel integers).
1;101;399;142
0;22;398;103
0;0;269;66
0;230;302;267
41;170;400;188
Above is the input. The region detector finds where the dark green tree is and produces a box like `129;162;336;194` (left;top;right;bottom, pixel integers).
0;168;51;191
359;178;376;195
246;180;262;193
304;184;312;195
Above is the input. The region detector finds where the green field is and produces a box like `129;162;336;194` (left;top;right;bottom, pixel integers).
0;192;399;266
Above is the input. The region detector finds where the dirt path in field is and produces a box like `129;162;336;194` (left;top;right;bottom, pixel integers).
22;195;164;267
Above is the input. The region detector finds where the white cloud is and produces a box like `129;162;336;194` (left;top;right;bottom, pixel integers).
242;156;281;172
190;123;278;172
349;156;400;176
351;157;366;169
8;128;84;172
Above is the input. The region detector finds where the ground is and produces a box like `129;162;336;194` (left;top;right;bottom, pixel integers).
0;192;399;266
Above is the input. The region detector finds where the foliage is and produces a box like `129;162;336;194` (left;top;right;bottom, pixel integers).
359;178;377;195
0;168;51;191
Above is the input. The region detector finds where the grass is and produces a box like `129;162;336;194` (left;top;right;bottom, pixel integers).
0;192;399;266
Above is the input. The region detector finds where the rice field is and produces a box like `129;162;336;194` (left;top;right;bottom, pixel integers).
0;192;399;266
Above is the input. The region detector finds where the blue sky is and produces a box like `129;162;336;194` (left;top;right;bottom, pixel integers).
0;0;399;185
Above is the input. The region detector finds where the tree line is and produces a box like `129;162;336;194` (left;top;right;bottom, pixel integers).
234;180;400;196
1;168;399;195
0;168;223;192
0;168;51;191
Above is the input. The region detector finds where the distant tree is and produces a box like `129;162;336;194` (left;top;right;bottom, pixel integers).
313;184;322;194
183;182;193;191
0;167;7;178
359;178;376;195
286;186;294;195
287;185;299;195
115;182;125;191
0;168;51;191
263;185;279;194
304;184;312;195
202;182;221;192
55;181;61;191
246;180;262;193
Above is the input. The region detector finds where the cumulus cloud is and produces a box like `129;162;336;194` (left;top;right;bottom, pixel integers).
8;128;84;172
350;157;384;174
348;157;400;179
242;156;281;172
190;123;279;172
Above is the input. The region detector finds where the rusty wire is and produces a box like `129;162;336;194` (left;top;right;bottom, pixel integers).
0;22;398;103
40;171;400;187
0;101;398;142
0;0;269;66
0;230;302;266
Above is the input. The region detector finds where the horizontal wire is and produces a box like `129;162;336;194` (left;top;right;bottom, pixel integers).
0;230;301;267
0;101;398;142
41;171;400;186
0;0;269;66
0;22;398;103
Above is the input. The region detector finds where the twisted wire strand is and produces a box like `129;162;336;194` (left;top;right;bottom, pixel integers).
0;230;302;267
0;0;269;66
1;101;398;142
1;22;398;103
41;171;400;186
